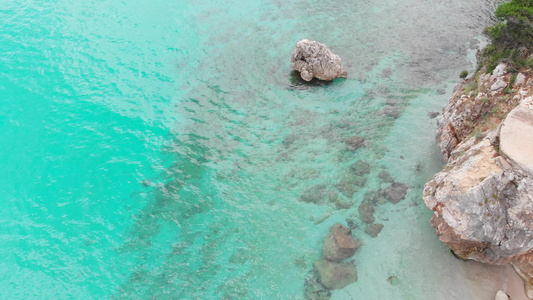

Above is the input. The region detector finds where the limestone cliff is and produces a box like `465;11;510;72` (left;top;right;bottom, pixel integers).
423;63;533;299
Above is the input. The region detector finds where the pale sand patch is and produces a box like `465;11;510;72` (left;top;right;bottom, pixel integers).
463;260;529;300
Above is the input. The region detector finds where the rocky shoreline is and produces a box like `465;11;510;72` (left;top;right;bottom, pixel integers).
423;63;533;299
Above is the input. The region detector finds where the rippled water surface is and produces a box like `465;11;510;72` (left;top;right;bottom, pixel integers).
1;0;499;298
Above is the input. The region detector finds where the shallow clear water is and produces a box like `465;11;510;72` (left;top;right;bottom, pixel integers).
0;0;499;299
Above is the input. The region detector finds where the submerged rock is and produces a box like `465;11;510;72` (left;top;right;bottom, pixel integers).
335;197;352;209
312;211;334;225
322;224;361;262
364;189;387;205
337;173;366;197
427;111;440;119
304;273;331;300
364;223;384;238
282;134;299;147
313;260;357;290
294;256;307;269
383;106;401;119
351;160;371;176
290;39;347;82
336;178;357;198
352;175;367;187
387;275;400;286
345;136;365;151
378;170;394;183
339;172;367;187
358;201;375;224
299;184;337;205
384;182;408;204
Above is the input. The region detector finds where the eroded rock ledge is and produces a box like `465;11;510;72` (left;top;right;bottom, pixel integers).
423;63;533;299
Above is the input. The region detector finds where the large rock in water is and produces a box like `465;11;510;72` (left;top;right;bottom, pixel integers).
424;67;533;299
290;39;347;81
322;224;361;262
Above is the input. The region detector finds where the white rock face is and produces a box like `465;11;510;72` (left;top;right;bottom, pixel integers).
500;101;533;174
423;136;533;262
491;77;508;95
493;63;508;77
516;73;527;86
290;39;347;81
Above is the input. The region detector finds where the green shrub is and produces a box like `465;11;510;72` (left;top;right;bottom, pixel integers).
480;0;533;71
464;81;478;94
526;57;533;68
495;0;533;20
510;73;517;85
505;73;517;93
485;23;506;40
460;70;469;79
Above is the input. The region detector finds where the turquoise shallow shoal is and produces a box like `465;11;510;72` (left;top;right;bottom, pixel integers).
0;0;498;299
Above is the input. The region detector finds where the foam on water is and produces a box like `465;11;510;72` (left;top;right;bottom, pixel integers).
0;0;499;298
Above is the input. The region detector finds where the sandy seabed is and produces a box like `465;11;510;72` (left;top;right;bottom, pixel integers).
465;261;528;300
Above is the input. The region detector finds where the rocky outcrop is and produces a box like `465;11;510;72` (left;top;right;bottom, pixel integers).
308;224;360;292
424;63;533;299
322;224;361;262
435;63;524;160
313;260;357;290
424;136;533;263
291;39;347;81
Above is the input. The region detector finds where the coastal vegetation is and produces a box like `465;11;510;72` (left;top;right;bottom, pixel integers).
480;0;533;72
453;0;533;140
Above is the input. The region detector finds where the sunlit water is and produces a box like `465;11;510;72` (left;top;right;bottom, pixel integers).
0;0;499;299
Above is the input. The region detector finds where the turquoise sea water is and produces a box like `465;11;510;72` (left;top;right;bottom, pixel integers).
1;0;499;299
